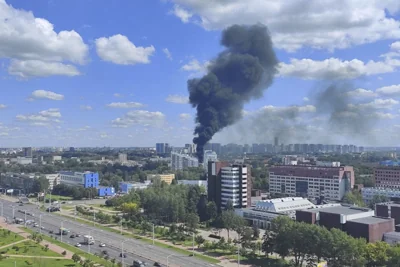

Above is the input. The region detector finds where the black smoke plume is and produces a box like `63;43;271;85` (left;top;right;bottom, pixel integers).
188;24;279;162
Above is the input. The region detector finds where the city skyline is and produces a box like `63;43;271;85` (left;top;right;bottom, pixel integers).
0;0;399;147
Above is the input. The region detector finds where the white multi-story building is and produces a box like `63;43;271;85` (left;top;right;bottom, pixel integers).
59;171;99;188
220;165;249;208
361;187;400;204
269;165;354;201
177;180;207;188
118;153;128;163
171;152;199;171
45;174;60;190
203;150;217;170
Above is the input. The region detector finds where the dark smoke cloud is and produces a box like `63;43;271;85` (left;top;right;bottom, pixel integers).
188;24;278;162
216;82;384;146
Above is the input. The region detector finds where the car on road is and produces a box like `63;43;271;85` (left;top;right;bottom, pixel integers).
40;226;45;229
75;243;81;247
119;253;127;258
133;260;147;267
33;223;39;227
76;234;81;237
19;204;23;206
99;243;106;247
153;263;161;267
102;250;108;255
49;230;54;234
70;234;75;238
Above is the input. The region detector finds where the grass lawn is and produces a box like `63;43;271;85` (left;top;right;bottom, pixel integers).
0;229;24;247
0;257;76;267
22;228;115;267
45;195;72;201
0;240;60;257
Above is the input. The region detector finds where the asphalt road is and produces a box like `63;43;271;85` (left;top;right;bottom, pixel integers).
0;200;217;267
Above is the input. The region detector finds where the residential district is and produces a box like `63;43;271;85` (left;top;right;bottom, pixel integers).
1;143;400;267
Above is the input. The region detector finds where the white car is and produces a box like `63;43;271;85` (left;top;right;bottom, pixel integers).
99;243;106;247
75;243;81;247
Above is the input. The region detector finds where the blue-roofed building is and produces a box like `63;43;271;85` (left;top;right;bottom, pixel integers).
97;186;115;197
59;171;99;188
380;160;400;166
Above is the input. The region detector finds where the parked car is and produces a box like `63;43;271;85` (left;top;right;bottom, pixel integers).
119;253;127;258
70;234;75;238
75;243;81;247
153;263;161;267
99;243;106;247
102;250;108;255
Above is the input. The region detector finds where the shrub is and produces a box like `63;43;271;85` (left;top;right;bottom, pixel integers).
61;250;67;256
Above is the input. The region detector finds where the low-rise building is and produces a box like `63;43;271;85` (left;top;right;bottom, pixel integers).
97;186;115;197
59;171;99;188
362;187;400;204
375;166;400;188
147;174;175;185
119;181;151;193
44;174;60;190
52;155;62;161
236;197;315;229
296;204;394;242
10;157;32;165
177;180;207;187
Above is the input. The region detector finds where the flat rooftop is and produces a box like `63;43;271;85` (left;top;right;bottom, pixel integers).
306;205;371;215
348;216;393;225
377;202;400;208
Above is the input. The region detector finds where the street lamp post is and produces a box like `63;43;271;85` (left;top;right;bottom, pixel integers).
93;210;95;226
152;223;155;245
192;232;195;254
39;214;43;234
12;206;15;219
237;243;240;267
167;254;174;267
0;202;3;218
121;239;129;267
24;211;27;227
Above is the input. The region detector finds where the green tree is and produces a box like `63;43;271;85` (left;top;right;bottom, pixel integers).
270;216;294;259
365;241;390;267
206;201;218;222
185;212;200;231
220;210;237;240
195;235;205;248
369;195;389;209
343;191;365;207
387;245;400;266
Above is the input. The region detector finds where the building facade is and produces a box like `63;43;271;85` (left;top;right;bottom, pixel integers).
171;152;199;171
269;165;354;201
207;162;252;210
203;150;217;171
97;186;115;197
119;181;151;193
147;174;175;184
177;180;207;187
23;147;32;157
59;171;99;188
118;153;128;163
362;187;400;203
375;167;400;188
45;174;60;190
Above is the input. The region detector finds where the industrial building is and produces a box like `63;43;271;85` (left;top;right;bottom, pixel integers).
171;152;198;171
296;204;394;243
236;197;315;229
269;165;354;201
119;181;152;193
207;161;252;210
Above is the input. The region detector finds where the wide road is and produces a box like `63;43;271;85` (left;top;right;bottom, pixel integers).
0;199;217;267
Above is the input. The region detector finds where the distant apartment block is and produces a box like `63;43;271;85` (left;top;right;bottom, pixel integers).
208;161;252;210
59;171;99;188
177;180;207;188
375;166;400;188
118;153;128;163
119;181;151;193
52;155;62;161
147;174;175;185
23;147;32;157
45;174;60;190
269;165;354;201
11;157;32;165
156;143;171;154
171;152;199;171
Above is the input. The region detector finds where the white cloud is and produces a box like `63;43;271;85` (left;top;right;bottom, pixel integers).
0;0;88;63
106;102;144;108
260;105;317;113
181;59;209;73
0;104;7;109
373;112;398;119
356;98;399;109
113;93;122;98
179;113;191;120
376;84;400;97
347;88;378;98
279;58;396;80
165;94;189;104
169;0;400;52
170;5;192;23
16;108;62;126
162;48;172;60
8;60;80;78
80;105;93;111
0;132;8;136
303;97;309;102
100;133;110;139
38;108;61;118
30;90;64;101
111;110;165;128
391;41;400;51
95;34;155;65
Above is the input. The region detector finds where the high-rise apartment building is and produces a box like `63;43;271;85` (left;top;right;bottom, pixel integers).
208;161;252;210
156;143;171;154
171;152;199;171
269;165;354;201
23;147;32;157
118;153;128;163
203;150;218;170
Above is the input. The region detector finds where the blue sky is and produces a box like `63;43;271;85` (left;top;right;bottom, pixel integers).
0;0;399;147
